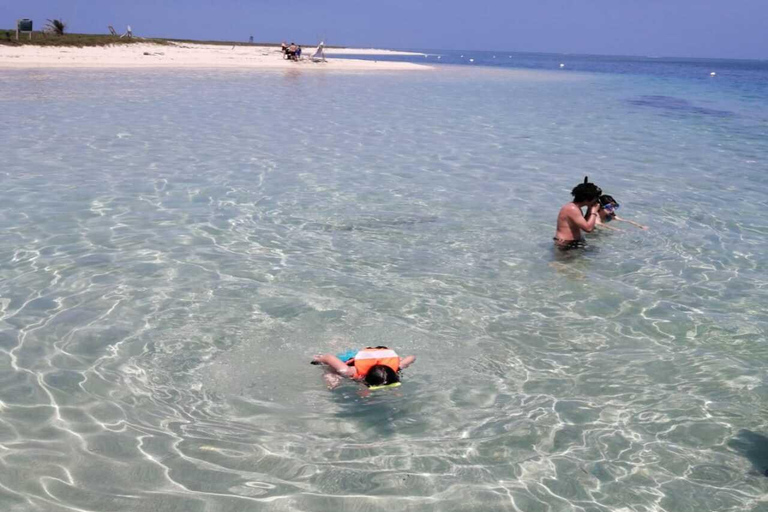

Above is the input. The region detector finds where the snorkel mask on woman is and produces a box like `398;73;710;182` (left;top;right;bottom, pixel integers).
599;195;620;213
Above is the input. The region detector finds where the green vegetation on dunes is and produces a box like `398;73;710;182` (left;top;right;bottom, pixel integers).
0;31;294;48
0;31;157;47
0;31;343;49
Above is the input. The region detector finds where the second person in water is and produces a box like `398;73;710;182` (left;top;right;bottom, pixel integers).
595;194;648;231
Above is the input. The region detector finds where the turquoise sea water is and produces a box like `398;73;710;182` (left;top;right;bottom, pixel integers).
1;56;767;511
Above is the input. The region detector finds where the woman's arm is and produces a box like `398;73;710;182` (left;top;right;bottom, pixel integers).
570;204;599;232
312;354;356;377
400;355;416;370
614;216;648;230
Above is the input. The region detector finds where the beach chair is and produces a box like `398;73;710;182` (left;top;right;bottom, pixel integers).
310;42;326;62
108;25;117;36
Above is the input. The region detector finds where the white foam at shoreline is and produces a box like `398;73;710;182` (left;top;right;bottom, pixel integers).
323;48;426;56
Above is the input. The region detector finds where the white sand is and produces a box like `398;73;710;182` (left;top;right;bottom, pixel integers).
0;42;430;71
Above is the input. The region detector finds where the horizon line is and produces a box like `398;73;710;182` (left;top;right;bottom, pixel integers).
4;27;766;63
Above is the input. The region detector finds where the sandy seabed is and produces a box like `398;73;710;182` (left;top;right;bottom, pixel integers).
0;42;431;71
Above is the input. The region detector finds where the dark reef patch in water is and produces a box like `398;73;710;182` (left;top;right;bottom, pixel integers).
627;95;735;118
728;429;768;477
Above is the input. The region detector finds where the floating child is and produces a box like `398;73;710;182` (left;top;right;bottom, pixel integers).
312;346;416;390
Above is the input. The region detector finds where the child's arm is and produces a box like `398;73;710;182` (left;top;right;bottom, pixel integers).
400;355;416;370
312;354;356;378
596;222;622;232
614;216;648;230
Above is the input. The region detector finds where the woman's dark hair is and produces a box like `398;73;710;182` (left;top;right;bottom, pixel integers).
599;194;618;207
572;183;601;203
364;365;400;387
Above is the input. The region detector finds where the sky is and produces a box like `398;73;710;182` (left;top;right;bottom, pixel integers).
2;0;767;60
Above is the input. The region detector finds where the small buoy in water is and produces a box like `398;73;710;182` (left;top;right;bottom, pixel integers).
710;72;717;77
437;56;441;59
460;55;464;58
560;63;565;68
493;55;496;58
469;58;474;62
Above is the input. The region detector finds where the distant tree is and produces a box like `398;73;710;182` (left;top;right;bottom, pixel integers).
45;19;67;36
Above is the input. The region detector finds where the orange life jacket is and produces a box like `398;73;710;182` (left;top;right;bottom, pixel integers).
352;347;400;378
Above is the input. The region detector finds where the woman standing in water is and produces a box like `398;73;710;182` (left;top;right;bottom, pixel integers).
553;178;602;250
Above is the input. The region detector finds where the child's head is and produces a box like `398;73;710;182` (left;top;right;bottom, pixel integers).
364;365;400;388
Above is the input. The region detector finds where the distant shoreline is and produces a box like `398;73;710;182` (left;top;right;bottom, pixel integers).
0;41;430;71
0;31;429;70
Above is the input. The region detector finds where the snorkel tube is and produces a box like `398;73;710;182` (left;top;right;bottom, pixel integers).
584;176;603;198
366;382;402;391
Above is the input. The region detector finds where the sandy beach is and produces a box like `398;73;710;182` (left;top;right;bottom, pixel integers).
0;42;430;70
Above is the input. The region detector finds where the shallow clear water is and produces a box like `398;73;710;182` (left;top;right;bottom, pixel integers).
0;59;767;511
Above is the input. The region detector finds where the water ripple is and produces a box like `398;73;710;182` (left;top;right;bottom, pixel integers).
0;67;766;511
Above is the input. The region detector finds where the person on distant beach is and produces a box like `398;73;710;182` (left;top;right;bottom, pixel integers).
553;177;602;250
595;194;649;231
287;42;298;61
312;346;416;390
296;45;302;60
